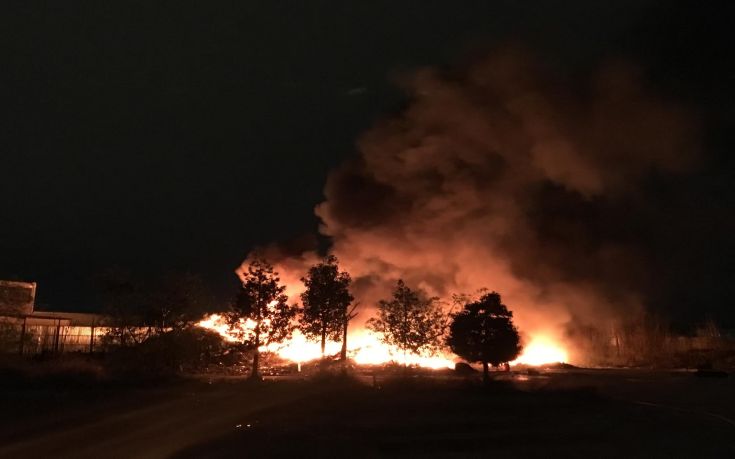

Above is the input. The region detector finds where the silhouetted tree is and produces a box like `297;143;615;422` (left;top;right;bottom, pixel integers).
126;327;229;375
147;272;213;333
95;268;149;347
230;259;296;380
368;280;445;365
446;292;521;383
340;301;359;361
300;256;355;359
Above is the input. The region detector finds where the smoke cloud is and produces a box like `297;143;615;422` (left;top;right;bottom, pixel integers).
241;49;699;361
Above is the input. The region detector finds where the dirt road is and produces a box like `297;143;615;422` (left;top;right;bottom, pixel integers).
1;370;733;458
0;380;321;459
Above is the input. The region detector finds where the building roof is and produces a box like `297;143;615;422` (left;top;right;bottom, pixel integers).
29;311;106;326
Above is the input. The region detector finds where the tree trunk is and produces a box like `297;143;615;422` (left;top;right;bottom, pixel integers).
340;317;348;361
251;324;261;380
482;362;489;384
321;329;326;358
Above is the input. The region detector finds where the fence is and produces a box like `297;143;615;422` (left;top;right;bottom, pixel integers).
1;315;111;354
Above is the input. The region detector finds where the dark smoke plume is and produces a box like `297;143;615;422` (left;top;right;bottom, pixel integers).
242;49;699;360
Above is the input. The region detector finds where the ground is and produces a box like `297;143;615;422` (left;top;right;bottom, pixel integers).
1;368;734;458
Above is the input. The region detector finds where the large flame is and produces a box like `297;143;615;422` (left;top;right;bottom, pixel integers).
512;336;568;365
197;314;454;369
197;314;567;369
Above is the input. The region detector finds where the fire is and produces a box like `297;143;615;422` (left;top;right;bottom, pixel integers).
197;314;454;369
197;314;241;340
348;331;455;369
512;336;568;366
197;314;568;369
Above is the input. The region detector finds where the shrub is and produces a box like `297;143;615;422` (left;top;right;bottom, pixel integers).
107;327;229;376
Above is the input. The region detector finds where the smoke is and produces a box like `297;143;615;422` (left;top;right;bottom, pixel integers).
240;49;699;361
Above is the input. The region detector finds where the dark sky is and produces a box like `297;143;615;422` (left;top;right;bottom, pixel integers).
2;1;733;322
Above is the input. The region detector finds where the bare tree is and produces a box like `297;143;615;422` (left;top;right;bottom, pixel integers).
340;302;359;361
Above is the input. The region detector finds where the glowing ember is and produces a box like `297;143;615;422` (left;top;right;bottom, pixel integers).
512;337;568;366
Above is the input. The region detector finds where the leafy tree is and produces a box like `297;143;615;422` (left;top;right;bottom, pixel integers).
230;259;297;379
446;292;521;383
367;280;445;364
300;255;355;359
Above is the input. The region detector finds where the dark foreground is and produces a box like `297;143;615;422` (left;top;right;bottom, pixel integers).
1;369;734;458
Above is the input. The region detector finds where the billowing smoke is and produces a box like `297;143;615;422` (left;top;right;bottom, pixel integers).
240;49;699;361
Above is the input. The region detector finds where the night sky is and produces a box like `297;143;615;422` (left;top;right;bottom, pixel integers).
2;1;733;324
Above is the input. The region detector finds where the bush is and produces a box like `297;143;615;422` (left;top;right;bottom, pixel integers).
107;327;230;376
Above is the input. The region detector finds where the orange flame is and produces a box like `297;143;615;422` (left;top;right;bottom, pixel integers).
197;314;454;369
197;314;567;369
512;336;568;365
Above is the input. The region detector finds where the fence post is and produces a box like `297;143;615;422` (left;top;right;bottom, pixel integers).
19;316;27;355
53;319;61;353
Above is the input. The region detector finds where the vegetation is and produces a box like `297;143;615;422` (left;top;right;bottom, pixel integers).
96;269;217;349
110;328;229;376
299;256;355;359
569;312;734;368
368;280;445;363
230;259;297;379
96;268;149;347
146;272;213;333
11;262;732;376
446;292;521;383
0;319;25;354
